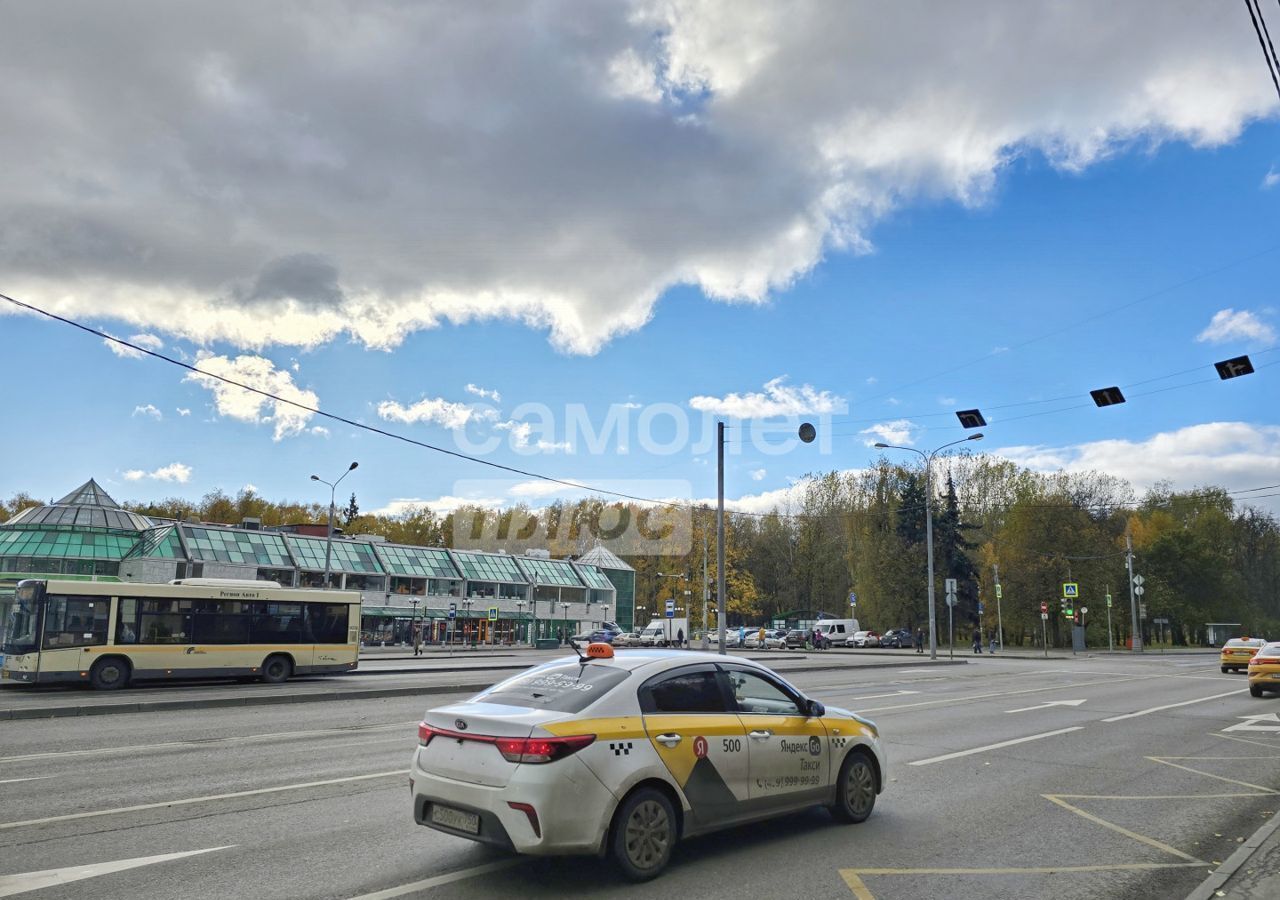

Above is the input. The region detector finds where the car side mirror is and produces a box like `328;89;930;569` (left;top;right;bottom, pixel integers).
807;699;825;718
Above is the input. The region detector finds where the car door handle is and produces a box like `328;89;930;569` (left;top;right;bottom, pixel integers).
655;733;682;747
749;730;772;740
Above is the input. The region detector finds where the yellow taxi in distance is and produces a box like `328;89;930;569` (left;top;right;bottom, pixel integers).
1247;642;1280;697
1220;637;1266;673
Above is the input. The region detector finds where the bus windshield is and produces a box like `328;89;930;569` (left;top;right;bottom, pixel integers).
2;585;41;655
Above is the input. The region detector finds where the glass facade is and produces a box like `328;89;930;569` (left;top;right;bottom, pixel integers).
183;526;294;567
518;557;584;587
0;528;137;561
376;544;460;578
125;525;186;559
452;551;526;584
575;564;614;591
285;534;384;573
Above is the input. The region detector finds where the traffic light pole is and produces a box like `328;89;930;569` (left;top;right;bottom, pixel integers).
1126;532;1141;652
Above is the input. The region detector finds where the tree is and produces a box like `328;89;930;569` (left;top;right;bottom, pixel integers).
342;492;360;527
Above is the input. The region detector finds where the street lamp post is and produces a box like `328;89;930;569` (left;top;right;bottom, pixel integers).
310;462;358;589
408;598;420;652
561;602;570;644
874;435;983;660
516;599;525;644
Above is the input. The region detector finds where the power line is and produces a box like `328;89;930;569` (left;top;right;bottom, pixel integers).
1246;0;1280;100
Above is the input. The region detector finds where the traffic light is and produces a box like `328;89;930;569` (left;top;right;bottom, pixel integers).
1073;610;1082;626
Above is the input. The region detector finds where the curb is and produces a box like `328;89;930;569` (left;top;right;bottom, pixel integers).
0;681;494;721
1185;809;1280;900
0;656;966;720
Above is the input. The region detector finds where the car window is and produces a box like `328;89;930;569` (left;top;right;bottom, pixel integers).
640;668;729;714
725;669;805;717
479;662;630;713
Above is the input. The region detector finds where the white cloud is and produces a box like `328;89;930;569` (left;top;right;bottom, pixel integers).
1196;308;1276;345
369;495;507;517
242;483;258;494
861;419;919;447
2;3;1268;355
123;462;192;483
864;377;878;385
998;422;1280;511
1264;167;1280;190
938;396;957;407
377;396;493;430
184;353;319;440
176;407;191;416
465;383;502;403
508;480;572;499
131;403;162;420
750;468;767;481
689;376;846;418
104;333;163;359
310;425;331;437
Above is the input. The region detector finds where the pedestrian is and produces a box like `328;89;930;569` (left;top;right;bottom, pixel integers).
915;627;924;653
738;625;746;647
413;625;422;657
757;625;767;650
972;626;982;654
989;632;997;654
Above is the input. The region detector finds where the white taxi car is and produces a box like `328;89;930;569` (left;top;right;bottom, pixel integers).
409;644;886;880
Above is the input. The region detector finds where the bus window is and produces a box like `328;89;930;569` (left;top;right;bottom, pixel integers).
41;595;109;649
306;604;350;644
250;603;303;643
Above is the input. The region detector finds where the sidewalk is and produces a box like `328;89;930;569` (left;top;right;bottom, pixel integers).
1186;808;1280;900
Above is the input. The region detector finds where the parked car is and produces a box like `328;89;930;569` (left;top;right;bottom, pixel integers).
743;628;783;649
611;632;642;647
573;629;618;645
851;630;881;648
881;628;914;649
786;628;832;649
784;629;809;649
763;629;788;650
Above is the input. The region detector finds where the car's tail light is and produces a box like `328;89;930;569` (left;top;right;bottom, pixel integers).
418;721;443;746
1250;656;1276;666
494;734;596;764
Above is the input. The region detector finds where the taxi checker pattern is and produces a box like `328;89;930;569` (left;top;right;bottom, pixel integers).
609;741;634;756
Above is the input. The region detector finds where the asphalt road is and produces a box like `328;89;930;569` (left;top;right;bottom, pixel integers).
2;654;1278;900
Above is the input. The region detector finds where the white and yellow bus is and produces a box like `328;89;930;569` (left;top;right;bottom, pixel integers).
1;578;361;690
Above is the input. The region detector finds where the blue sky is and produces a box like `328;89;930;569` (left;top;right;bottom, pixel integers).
1;2;1278;516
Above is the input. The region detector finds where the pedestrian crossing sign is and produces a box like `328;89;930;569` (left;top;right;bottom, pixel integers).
488;606;498;621
1062;582;1078;598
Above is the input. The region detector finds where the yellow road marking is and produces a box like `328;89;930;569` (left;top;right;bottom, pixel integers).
839;863;1207;897
1041;795;1202;862
1214;732;1280;750
1145;757;1280;794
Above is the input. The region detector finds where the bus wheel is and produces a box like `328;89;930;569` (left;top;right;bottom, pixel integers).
260;654;293;684
90;657;131;691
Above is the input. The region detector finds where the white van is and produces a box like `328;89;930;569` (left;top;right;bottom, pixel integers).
816;618;860;646
639;618;689;647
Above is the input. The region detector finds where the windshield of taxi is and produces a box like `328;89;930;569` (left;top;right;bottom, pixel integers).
478;662;630;713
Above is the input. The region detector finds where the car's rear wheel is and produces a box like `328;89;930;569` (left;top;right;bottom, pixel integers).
1221;666;1229;673
610;787;676;882
1250;684;1264;698
832;750;877;824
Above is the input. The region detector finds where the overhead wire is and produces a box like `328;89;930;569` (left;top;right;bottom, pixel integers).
1246;0;1280;101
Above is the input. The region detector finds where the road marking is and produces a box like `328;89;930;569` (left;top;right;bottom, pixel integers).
1005;699;1087;714
0;721;420;764
1215;732;1280;750
0;777;53;786
1222;713;1280;733
835;690;922;702
347;859;524;899
0;771;404;831
861;677;1142;714
840;863;1205;898
908;727;1084;766
1042;794;1201;861
1146;757;1279;794
1100;688;1248;722
0;846;233;898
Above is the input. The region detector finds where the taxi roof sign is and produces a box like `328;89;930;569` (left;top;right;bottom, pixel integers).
586;642;615;659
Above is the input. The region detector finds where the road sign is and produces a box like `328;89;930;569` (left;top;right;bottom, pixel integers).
488;606;498;622
1139;603;1147;619
1106;594;1112;608
946;595;957;607
1081;606;1088;615
1152;617;1169;624
1040;602;1048;613
849;592;857;608
995;584;1002;600
1134;585;1145;596
1132;575;1145;587
1041;612;1049;620
1062;583;1078;598
664;599;675;619
448;603;457;620
977;602;984;614
944;578;957;595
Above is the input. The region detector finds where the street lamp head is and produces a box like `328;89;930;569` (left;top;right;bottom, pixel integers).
967;433;984;442
310;474;320;481
873;442;889;449
348;461;359;471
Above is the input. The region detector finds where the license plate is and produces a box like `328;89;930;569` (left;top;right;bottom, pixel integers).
1;670;8;679
431;804;480;834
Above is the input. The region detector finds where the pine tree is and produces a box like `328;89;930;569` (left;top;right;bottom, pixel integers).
342;492;360;526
